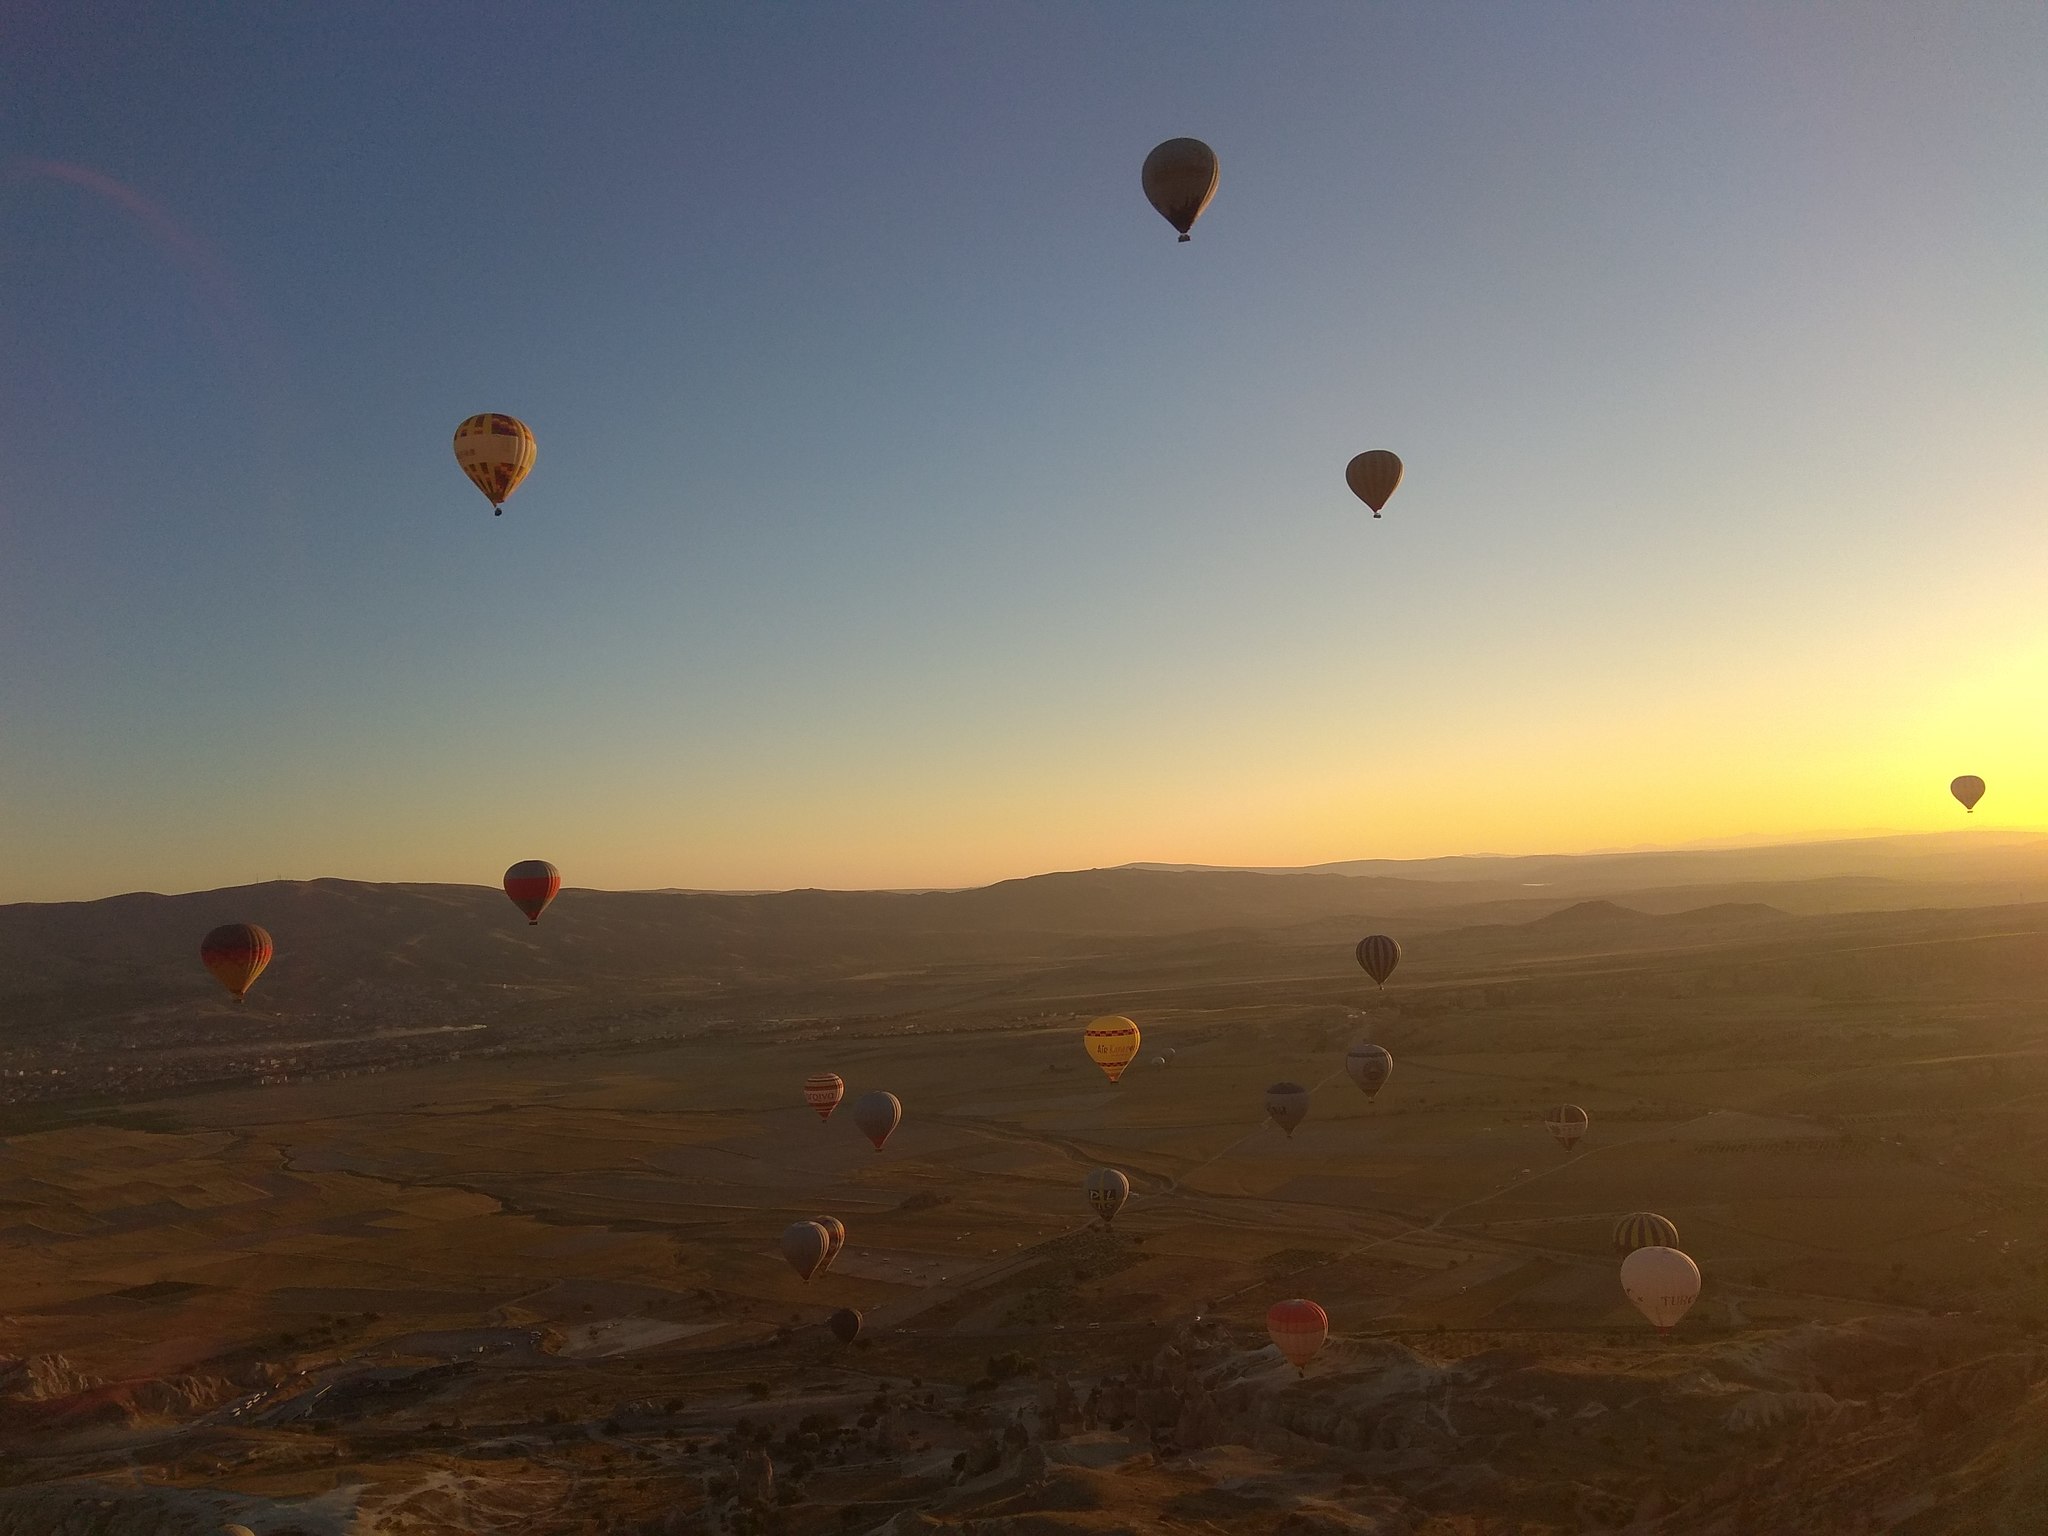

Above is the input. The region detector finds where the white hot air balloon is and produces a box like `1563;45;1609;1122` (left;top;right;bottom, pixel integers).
1619;1245;1701;1335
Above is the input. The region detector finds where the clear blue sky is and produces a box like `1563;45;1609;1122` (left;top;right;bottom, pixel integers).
4;3;2046;901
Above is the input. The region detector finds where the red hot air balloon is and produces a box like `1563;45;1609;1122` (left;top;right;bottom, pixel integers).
200;924;273;1002
850;1090;901;1151
1355;935;1401;987
1267;1298;1328;1374
804;1073;845;1121
1951;776;1985;813
503;860;561;925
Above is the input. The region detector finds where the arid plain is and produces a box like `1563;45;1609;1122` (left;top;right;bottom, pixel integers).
5;835;2048;1533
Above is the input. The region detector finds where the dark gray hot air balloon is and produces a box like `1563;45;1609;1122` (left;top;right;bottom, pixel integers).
1346;451;1403;517
828;1307;863;1344
1345;1041;1392;1100
850;1090;901;1151
782;1220;831;1282
1266;1082;1311;1138
1355;934;1401;987
1951;775;1985;813
1142;137;1218;241
1085;1167;1130;1223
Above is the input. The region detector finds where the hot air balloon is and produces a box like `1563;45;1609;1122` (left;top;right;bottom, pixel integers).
223;1526;258;1536
1150;1056;1167;1067
1355;935;1401;987
453;413;536;515
850;1090;901;1151
1345;451;1404;518
1162;1048;1177;1065
1345;1041;1393;1099
804;1072;845;1121
814;1216;847;1270
1084;1016;1141;1083
1265;1082;1311;1139
503;860;561;925
1620;1245;1700;1335
1545;1104;1589;1151
1085;1167;1130;1224
1141;137;1218;242
829;1307;863;1345
782;1220;831;1282
1614;1212;1680;1256
1951;775;1985;813
200;924;273;1003
1266;1298;1328;1374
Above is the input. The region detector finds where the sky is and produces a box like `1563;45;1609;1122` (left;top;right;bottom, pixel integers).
3;3;2046;902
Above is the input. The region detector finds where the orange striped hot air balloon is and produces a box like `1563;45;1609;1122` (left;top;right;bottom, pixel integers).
199;924;272;1002
502;860;561;925
1084;1016;1141;1083
804;1072;845;1121
1267;1298;1328;1374
453;413;536;515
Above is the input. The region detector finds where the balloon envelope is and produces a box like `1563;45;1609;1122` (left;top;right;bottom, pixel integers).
782;1220;831;1282
453;413;536;513
1085;1167;1130;1223
814;1216;847;1268
200;924;273;1002
1951;775;1985;812
1614;1212;1680;1256
850;1090;902;1150
1265;1082;1311;1138
1345;1041;1393;1099
1267;1298;1328;1372
1141;137;1218;240
804;1072;845;1121
1084;1016;1141;1083
503;860;561;925
1620;1245;1701;1333
828;1307;863;1344
1355;934;1401;986
1345;450;1404;516
1545;1104;1590;1151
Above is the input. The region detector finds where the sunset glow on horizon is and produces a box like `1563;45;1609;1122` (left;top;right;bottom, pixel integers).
4;5;2045;902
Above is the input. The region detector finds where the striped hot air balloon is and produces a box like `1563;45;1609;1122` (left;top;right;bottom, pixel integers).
1355;934;1401;987
804;1072;845;1121
502;860;561;925
1085;1167;1130;1224
199;924;273;1002
1545;1103;1589;1152
1084;1016;1141;1083
1614;1212;1679;1256
1266;1298;1328;1374
1345;1041;1393;1099
1951;775;1985;813
1620;1245;1700;1335
453;413;536;515
814;1216;846;1270
1265;1082;1311;1139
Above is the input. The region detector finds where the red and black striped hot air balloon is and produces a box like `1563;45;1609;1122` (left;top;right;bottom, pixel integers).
503;861;561;925
1355;934;1401;987
200;924;273;1002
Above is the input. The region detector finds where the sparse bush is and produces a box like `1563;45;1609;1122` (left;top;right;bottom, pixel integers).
747;1380;771;1400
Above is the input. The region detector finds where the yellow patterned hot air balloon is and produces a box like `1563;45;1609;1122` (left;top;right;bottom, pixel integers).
453;413;536;515
1084;1016;1141;1083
